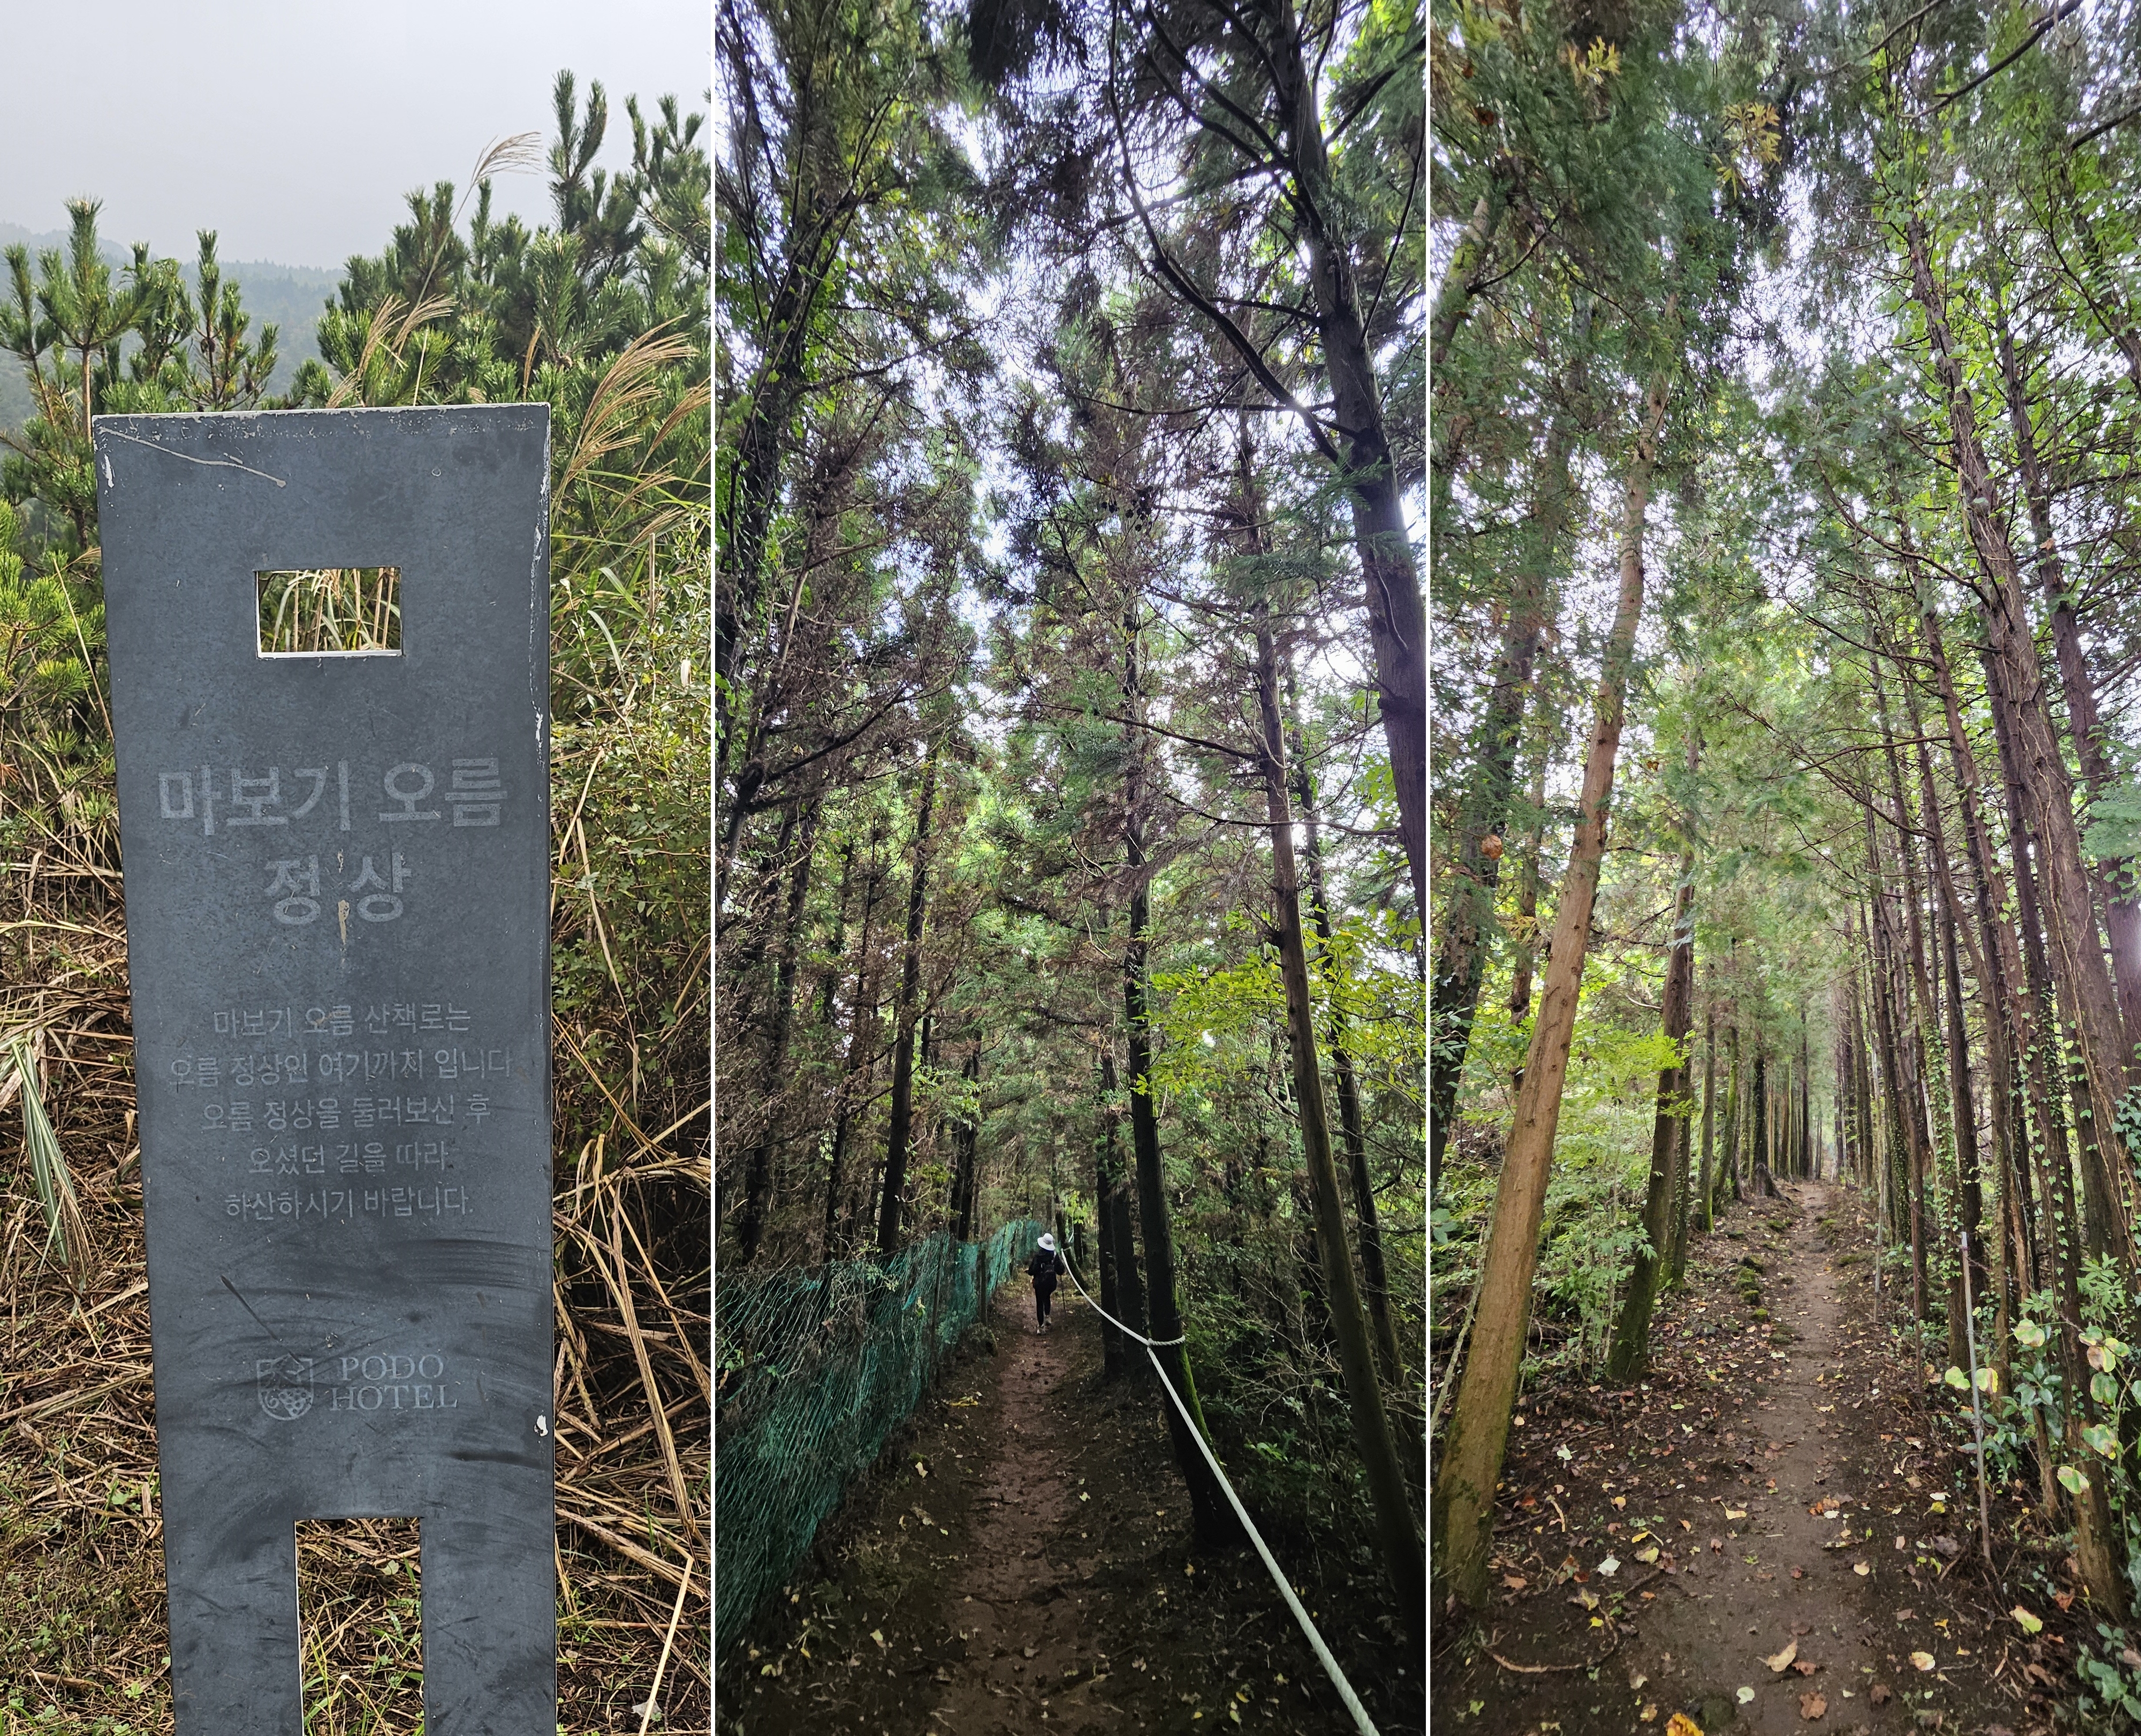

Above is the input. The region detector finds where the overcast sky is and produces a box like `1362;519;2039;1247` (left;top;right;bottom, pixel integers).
2;0;709;268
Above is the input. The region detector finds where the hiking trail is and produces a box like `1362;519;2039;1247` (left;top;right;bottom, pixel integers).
1434;1177;2046;1735
721;1278;1423;1734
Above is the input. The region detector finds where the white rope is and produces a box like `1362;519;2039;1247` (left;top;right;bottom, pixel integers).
1043;1243;1185;1345
1051;1239;1380;1736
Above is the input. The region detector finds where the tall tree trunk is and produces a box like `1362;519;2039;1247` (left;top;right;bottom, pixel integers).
1263;0;1426;930
1696;990;1718;1237
1254;618;1421;1629
1723;1010;1742;1208
1607;846;1695;1379
1429;375;1580;1192
953;1045;982;1243
1905;210;2130;1616
1431;369;1668;1610
1120;605;1229;1547
1910;214;2136;1226
821;826;886;1259
1507;735;1553;1021
1287;659;1404;1388
875;739;942;1257
1752;1049;1772;1199
1798;1011;1812;1181
1097;1047;1147;1379
737;796;820;1264
1993;289;2141;1057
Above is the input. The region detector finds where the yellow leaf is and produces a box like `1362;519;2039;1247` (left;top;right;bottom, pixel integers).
1766;1640;1799;1673
1911;1651;1935;1672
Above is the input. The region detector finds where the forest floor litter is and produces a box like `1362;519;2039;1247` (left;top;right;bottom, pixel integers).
1432;1177;2083;1735
721;1283;1422;1734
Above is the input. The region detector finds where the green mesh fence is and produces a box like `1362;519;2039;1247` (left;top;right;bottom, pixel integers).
713;1218;1045;1657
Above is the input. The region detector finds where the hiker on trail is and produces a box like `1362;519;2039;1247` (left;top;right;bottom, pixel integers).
1028;1234;1064;1333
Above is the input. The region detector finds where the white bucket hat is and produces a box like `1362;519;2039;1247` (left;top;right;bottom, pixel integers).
1038;1233;1056;1252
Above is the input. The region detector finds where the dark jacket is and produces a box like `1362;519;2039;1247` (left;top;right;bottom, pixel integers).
1027;1248;1063;1286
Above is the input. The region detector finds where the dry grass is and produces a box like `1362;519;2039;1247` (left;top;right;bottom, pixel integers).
256;567;403;655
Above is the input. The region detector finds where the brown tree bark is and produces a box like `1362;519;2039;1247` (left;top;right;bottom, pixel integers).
1507;739;1552;1021
1429;380;1579;1191
737;796;821;1264
1097;1047;1147;1380
1992;292;2141;1058
1119;605;1230;1547
1292;681;1406;1389
1696;990;1718;1236
820;824;886;1258
1905;211;2129;1614
874;738;941;1257
1255;617;1422;1635
1431;370;1668;1610
1245;0;1427;928
1607;847;1695;1379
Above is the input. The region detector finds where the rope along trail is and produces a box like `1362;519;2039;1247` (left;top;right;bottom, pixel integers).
1051;1239;1381;1736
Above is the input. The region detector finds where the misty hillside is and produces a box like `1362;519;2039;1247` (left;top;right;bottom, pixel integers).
0;221;338;432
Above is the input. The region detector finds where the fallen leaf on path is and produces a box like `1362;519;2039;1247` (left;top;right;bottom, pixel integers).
1666;1717;1703;1736
1853;1561;1871;1575
1910;1651;1935;1672
1737;1686;1756;1704
1793;1659;1817;1677
1766;1641;1799;1673
2011;1606;2043;1634
1725;1508;1748;1520
1869;1682;1892;1704
1636;1546;1660;1564
1502;1574;1527;1590
1799;1690;1826;1719
1597;1555;1621;1576
1710;1537;1724;1552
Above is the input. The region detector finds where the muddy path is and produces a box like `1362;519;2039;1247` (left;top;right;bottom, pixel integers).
722;1278;1424;1734
1434;1177;2056;1735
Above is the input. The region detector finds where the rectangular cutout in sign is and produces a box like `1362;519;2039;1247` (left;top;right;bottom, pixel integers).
258;566;403;655
298;1517;422;1726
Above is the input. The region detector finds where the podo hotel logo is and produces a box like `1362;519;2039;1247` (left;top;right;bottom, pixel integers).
255;1351;459;1420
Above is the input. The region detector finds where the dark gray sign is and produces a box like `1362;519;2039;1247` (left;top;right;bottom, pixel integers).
95;407;556;1733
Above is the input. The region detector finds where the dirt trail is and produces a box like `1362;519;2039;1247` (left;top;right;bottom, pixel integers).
724;1278;1421;1734
1624;1179;1910;1734
1437;1177;2001;1735
914;1293;1109;1734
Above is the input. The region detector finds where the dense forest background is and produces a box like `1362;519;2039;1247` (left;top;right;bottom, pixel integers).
715;0;1426;1682
1431;0;2141;1722
0;69;710;1731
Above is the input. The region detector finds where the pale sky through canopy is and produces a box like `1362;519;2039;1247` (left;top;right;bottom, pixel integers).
3;0;709;267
